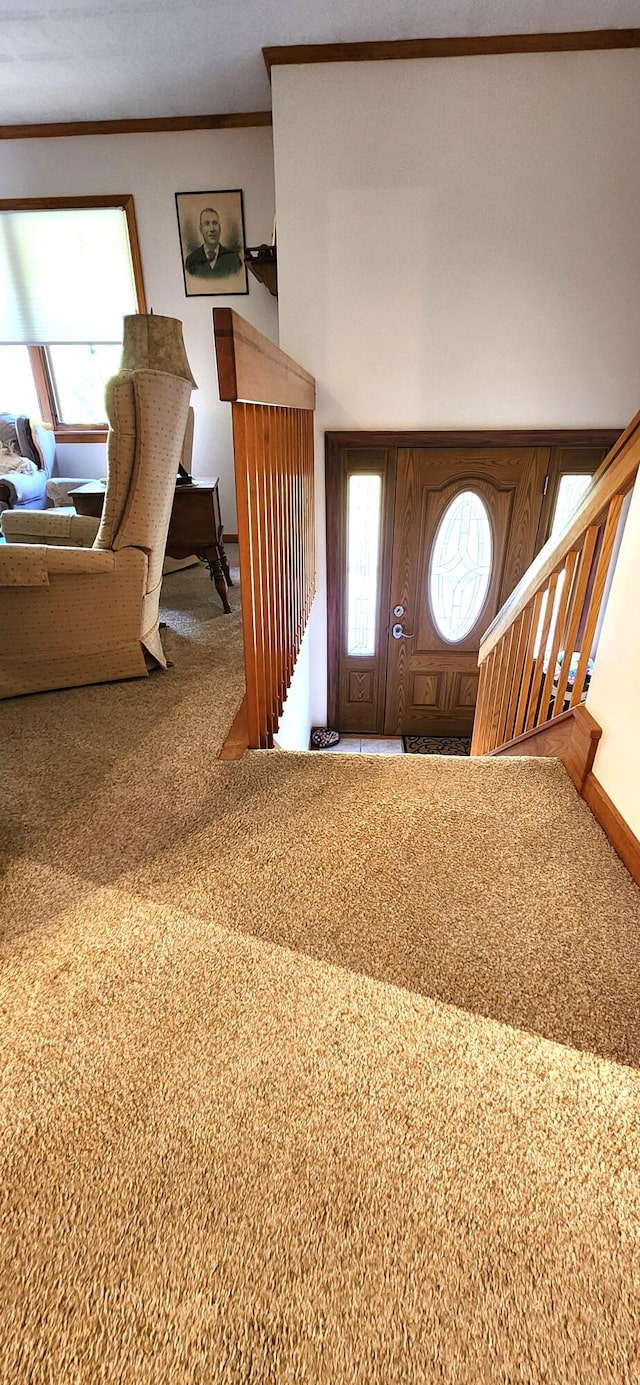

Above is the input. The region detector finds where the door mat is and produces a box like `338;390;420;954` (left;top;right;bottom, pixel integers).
403;735;472;756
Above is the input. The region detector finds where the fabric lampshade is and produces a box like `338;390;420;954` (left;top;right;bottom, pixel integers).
119;314;197;388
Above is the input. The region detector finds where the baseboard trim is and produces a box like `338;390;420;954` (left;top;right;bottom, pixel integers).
219;695;249;761
223;532;238;543
583;773;640;886
489;704;601;793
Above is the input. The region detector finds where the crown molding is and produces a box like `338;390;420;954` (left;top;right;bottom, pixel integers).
264;30;640;77
0;111;272;141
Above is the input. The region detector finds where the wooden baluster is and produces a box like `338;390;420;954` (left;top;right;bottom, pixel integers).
248;405;269;746
538;550;579;725
484;646;505;752
304;412;315;614
232;403;260;748
503;604;534;744
256;406;274;741
482;643;500;752
295;414;304;644
569;495;624;708
479;648;499;753
301;412;309;620
485;634;511;751
495;618;522;747
511;592;543;739
269;419;280;730
263;407;276;718
280;412;290;683
250;405;265;739
288;412;296;650
270;407;285;713
257;405;271;746
551;526;599;718
471;657;486;755
471;657;490;754
275;407;287;706
524;573;558;733
290;412;300;648
296;411;305;638
286;419;295;672
274;411;285;693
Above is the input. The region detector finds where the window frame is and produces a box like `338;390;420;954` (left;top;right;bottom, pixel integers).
534;445;612;551
0;194;146;443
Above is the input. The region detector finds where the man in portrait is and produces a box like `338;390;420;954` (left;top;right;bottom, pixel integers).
185;207;243;279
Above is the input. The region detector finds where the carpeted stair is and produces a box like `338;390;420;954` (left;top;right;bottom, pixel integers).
1;561;639;1383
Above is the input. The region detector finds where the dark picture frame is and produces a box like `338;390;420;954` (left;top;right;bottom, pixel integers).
175;189;248;297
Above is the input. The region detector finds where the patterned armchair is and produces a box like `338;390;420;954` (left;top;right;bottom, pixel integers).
0;413;56;513
1;405;195;560
0;360;192;700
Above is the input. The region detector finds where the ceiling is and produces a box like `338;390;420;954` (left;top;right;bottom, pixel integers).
2;0;640;127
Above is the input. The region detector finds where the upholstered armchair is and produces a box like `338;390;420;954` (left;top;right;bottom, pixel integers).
0;413;56;513
1;405;196;560
0;316;195;699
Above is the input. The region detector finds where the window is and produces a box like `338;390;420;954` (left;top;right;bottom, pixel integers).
0;196;145;437
0;344;40;416
429;490;492;642
550;473;592;540
346;474;382;655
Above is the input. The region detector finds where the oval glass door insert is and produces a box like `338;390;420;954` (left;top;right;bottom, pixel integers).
429;490;492;642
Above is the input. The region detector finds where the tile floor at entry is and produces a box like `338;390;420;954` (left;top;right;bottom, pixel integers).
319;737;405;755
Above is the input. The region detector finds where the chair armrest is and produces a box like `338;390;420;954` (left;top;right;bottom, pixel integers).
45;545;147;580
1;508;99;547
0;545;49;586
0;468;47;506
0;543;117;586
45;546;117;576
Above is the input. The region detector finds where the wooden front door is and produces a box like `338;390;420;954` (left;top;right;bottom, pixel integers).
383;447;548;735
326;431;618;737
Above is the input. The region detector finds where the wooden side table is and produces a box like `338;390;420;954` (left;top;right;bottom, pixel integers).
71;477;233;613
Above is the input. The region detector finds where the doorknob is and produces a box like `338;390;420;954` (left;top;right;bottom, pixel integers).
391;623;415;639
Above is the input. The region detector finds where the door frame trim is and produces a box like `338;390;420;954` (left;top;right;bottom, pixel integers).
325;428;622;730
327;429;621;449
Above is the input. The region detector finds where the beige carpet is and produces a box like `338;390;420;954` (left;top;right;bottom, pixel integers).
2;560;640;1383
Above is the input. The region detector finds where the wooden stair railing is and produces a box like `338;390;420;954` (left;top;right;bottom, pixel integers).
214;309;316;749
472;407;640;759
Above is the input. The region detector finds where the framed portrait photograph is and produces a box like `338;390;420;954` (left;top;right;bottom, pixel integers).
175;189;248;297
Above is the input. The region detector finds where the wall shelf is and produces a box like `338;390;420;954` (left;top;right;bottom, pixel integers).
245;245;277;297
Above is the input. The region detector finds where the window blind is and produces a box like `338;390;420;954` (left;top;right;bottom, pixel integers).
0;207;138;344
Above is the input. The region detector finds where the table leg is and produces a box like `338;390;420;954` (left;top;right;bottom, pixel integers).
200;548;232;613
218;538;233;587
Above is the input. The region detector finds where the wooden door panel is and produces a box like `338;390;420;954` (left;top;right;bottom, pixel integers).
386;649;482;734
384;447;548;736
411;666;480;721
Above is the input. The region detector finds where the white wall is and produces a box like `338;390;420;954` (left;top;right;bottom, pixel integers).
587;471;640;839
1;127;278;526
272;50;640;750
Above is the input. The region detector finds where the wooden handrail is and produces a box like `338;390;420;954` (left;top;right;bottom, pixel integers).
214;308;316;410
479;407;640;662
472;405;640;758
214;311;316;750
